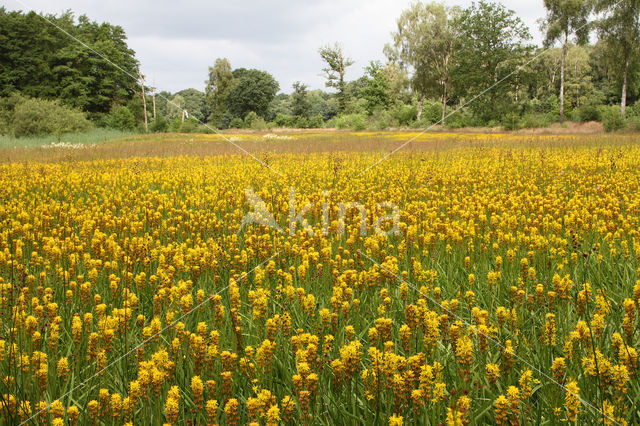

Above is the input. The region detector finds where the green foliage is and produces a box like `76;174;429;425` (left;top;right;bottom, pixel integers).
444;108;476;128
0;93;23;132
272;113;296;128
229;117;244;129
251;117;267;130
385;2;459;110
310;91;339;121
149;114;169;133
453;1;532;122
319;43;354;112
168;119;182;133
205;58;235;126
244;111;259;128
594;0;640;117
291;82;312;119
602;106;626;131
519;113;555;128
295;116;309;129
335;114;367;131
501;112;523;130
0;9;138;115
308;114;325;128
174;88;208;123
104;106;136;131
227;69;279;119
626;115;640;131
422;100;444;125
360;61;391;115
369;111;394;130
391;104;418;126
577;102;603;122
1;95;92;137
180;117;199;133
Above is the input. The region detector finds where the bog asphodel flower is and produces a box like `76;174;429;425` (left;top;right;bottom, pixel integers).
564;379;580;422
1;136;640;425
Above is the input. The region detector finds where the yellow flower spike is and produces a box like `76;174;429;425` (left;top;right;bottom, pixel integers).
564;379;580;422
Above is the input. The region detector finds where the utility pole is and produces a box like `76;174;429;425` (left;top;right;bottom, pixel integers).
152;76;156;120
152;87;156;120
137;69;148;131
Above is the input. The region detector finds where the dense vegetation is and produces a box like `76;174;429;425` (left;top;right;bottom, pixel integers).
1;134;640;424
1;1;639;137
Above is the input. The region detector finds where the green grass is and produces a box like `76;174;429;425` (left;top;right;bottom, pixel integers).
0;128;139;148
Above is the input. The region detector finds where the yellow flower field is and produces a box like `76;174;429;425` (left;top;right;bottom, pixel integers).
0;136;639;425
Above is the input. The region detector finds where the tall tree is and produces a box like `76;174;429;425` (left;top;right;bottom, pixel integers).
381;63;412;105
291;82;311;119
175;88;208;123
165;94;185;121
360;61;391;115
542;0;592;123
318;43;354;113
205;58;235;126
595;0;640;117
385;2;459;123
0;8;139;117
453;1;532;122
227;68;279;119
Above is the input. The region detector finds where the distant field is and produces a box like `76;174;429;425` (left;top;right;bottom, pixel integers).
0;128;139;149
1;129;639;163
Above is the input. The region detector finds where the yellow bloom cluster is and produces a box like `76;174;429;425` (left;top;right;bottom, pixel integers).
0;139;638;424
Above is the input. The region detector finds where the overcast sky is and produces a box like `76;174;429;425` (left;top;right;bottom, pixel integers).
6;0;546;94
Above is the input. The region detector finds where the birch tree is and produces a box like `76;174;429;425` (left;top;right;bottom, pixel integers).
596;0;640;117
542;0;592;123
385;2;459;123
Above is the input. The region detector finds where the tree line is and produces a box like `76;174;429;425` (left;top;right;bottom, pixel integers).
1;1;639;137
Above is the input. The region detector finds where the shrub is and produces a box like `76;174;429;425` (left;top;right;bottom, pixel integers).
229;117;244;129
602;106;625;132
336;114;367;131
149;114;169;133
244;111;259;128
9;97;92;138
0;93;25;134
168;119;183;132
273;114;295;128
369;111;393;130
295;116;309;129
251;117;268;131
577;103;602;122
501;112;522;131
519;113;554;129
324;117;338;129
391;105;417;127
444;109;475;128
308;114;324;129
218;113;233;130
627;102;640;119
104;106;136;131
626;115;640;132
180;117;199;133
422;101;443;125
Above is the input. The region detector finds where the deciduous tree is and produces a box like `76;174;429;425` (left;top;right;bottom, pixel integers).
227;68;279;119
453;1;532;122
319;43;354;113
595;0;640;117
385;2;459;123
542;0;592;123
205;58;235;126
